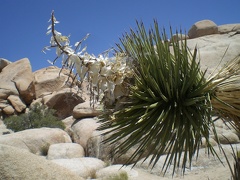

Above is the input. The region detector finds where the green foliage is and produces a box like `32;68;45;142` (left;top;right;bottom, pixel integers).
3;103;65;132
98;20;221;175
104;172;128;180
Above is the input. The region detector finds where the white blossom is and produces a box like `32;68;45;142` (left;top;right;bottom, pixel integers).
69;54;81;64
46;30;52;35
47;24;52;30
47;60;54;65
56;47;62;57
63;46;74;54
100;65;113;77
99;77;108;92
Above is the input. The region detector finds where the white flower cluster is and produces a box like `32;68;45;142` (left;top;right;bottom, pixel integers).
43;11;133;107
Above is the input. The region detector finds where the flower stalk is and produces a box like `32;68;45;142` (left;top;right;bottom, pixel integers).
43;11;133;108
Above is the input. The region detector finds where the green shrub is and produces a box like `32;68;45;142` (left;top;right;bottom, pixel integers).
3;103;65;132
104;172;128;180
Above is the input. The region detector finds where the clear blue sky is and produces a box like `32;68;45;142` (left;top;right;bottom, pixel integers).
1;0;239;71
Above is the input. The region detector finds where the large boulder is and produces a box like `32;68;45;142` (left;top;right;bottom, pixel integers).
0;58;34;102
0;127;72;155
0;144;83;180
71;118;100;149
33;66;76;98
44;88;84;119
188;20;218;39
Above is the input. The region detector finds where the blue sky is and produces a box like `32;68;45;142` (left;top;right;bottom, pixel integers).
1;0;239;71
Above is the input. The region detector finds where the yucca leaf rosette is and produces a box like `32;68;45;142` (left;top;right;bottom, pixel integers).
98;21;220;175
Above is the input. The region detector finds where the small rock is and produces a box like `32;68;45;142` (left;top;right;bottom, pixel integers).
72;101;102;119
0;101;8;109
200;137;218;148
7;95;26;112
47;143;85;160
2;105;15;115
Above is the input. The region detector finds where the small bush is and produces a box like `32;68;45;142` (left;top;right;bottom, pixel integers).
3;103;65;132
101;172;128;180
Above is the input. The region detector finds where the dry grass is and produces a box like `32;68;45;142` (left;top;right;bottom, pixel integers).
210;55;240;131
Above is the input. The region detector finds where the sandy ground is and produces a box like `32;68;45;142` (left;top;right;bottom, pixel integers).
132;164;232;180
129;144;238;180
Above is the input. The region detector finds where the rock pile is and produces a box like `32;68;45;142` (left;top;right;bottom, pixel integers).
0;20;240;179
0;59;99;120
0;117;239;179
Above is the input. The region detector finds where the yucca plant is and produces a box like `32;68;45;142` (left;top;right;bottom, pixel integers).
98;20;222;175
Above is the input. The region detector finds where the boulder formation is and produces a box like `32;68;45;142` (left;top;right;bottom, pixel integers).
0;61;96;119
0;144;84;180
